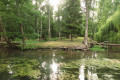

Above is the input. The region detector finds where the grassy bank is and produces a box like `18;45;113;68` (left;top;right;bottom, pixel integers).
15;37;86;50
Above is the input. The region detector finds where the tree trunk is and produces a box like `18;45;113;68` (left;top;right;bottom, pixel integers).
84;0;89;48
59;18;61;40
16;0;25;48
59;31;61;40
40;19;42;40
0;15;2;41
36;18;40;41
48;9;51;40
3;23;14;47
0;14;14;47
70;33;73;41
20;23;25;48
35;0;40;41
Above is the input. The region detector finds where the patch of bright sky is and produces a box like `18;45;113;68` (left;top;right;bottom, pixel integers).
50;0;60;11
32;0;36;5
32;0;59;12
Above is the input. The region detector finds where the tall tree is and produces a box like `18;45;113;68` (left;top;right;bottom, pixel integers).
62;0;82;41
47;0;51;40
16;0;26;48
83;0;92;48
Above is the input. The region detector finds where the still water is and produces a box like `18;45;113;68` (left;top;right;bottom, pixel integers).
0;49;120;80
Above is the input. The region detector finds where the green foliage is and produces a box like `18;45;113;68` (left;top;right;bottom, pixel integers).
57;0;82;39
95;5;120;43
90;45;105;51
19;40;43;50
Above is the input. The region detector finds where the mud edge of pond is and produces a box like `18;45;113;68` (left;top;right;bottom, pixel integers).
19;46;89;51
0;44;88;51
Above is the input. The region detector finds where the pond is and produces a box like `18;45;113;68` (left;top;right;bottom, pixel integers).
0;49;120;80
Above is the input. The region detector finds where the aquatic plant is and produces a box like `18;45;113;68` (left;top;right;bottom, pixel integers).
61;58;120;71
0;58;41;79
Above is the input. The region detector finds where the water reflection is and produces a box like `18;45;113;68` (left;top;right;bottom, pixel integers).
50;54;59;80
41;62;47;69
79;60;99;80
51;61;58;73
79;61;85;80
7;64;13;74
0;50;120;80
92;52;97;58
50;61;59;80
87;67;98;80
79;65;85;80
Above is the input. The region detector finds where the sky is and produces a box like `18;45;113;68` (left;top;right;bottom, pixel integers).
33;0;99;19
49;0;59;11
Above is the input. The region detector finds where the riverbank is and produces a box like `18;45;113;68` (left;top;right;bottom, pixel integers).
0;37;107;51
0;37;87;50
19;37;87;50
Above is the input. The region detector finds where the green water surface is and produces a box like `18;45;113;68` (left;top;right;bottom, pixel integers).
0;50;120;80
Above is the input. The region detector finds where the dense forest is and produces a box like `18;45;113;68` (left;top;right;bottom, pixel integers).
0;0;120;49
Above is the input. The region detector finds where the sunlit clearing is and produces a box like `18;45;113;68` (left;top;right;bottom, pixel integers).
50;0;59;11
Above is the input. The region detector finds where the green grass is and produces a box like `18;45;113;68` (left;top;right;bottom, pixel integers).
16;37;85;50
90;45;105;51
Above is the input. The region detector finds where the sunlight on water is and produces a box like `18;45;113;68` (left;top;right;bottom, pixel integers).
50;61;59;80
51;61;58;73
7;64;13;74
79;61;98;80
50;53;59;80
42;61;47;69
92;52;97;58
87;70;98;80
79;65;85;80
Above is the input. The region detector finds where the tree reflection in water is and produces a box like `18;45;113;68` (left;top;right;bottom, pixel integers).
0;50;120;80
87;67;98;80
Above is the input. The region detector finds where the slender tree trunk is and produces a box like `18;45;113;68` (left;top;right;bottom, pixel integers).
0;14;14;47
3;23;14;47
0;15;2;41
16;0;25;48
20;23;25;47
93;27;97;40
40;19;42;40
35;0;40;41
84;0;89;48
36;18;40;40
18;15;25;48
70;33;73;41
59;18;61;40
48;9;51;40
59;31;61;40
58;3;61;40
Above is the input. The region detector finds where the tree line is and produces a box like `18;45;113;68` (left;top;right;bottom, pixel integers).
0;0;120;48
